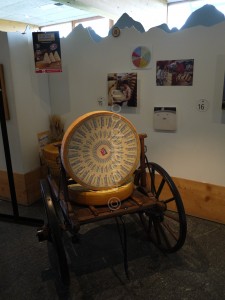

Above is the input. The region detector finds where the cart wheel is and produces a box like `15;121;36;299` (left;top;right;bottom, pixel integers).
135;162;187;253
40;179;70;285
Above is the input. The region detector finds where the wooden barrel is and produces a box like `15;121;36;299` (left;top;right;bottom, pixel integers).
42;143;61;177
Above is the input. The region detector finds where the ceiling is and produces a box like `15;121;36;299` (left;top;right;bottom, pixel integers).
0;0;177;28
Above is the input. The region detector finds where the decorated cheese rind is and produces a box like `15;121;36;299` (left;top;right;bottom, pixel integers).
61;111;140;190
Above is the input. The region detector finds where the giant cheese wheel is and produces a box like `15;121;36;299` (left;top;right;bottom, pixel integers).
61;111;140;190
68;180;134;206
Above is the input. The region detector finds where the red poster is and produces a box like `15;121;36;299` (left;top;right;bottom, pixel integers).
32;31;62;73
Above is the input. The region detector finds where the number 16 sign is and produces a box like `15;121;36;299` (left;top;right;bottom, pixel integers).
196;99;209;112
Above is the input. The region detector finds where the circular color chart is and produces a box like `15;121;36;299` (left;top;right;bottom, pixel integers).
61;111;140;190
132;46;151;68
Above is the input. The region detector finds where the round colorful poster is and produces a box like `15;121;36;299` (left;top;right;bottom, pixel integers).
132;46;151;68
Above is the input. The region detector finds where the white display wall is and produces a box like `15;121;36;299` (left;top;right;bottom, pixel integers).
0;32;51;173
49;23;225;187
0;20;225;187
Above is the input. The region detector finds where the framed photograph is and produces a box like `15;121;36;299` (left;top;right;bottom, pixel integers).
156;59;194;86
0;64;10;120
108;72;137;107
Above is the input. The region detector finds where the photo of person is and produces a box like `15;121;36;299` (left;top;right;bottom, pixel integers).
156;59;194;86
108;72;137;107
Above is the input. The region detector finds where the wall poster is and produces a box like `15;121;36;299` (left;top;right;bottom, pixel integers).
108;73;137;107
32;31;62;73
37;130;50;165
131;46;151;69
156;59;194;86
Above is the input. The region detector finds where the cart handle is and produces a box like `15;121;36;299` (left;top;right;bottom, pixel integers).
138;134;147;187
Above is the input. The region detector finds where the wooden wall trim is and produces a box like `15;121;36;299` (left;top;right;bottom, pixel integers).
145;173;225;224
173;177;225;224
0;168;225;224
0;167;47;205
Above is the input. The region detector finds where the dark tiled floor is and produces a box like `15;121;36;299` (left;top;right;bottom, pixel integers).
0;199;225;300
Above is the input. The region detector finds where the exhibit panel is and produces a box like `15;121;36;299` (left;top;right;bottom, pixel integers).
37;111;187;284
0;7;224;221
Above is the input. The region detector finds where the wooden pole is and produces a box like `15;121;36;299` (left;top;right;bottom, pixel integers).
0;88;19;218
0;88;43;226
139;133;147;187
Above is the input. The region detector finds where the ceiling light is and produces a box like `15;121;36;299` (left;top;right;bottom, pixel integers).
40;4;57;11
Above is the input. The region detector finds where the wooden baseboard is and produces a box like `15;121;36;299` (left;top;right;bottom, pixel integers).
145;174;225;225
0;166;47;206
1;168;225;223
173;177;225;224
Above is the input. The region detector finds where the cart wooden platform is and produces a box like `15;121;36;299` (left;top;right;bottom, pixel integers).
37;112;187;286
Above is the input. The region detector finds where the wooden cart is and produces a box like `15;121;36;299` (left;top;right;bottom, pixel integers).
37;111;187;285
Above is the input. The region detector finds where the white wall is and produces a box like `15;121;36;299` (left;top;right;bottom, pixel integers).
0;22;225;187
49;24;225;187
0;32;23;172
0;31;51;174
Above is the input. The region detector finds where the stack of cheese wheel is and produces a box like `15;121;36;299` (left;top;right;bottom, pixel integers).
42;142;60;178
61;111;140;206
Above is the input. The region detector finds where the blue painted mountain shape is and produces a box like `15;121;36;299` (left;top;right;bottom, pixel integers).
73;4;225;41
108;12;145;35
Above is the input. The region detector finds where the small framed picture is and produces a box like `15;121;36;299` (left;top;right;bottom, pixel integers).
154;107;177;131
108;72;137;107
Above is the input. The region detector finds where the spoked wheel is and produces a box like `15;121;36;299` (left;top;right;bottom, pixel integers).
135;162;187;253
40;179;70;285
